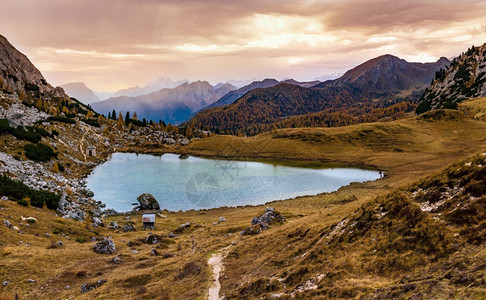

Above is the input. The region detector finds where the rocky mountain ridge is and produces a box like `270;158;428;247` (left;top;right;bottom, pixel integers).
417;43;486;113
188;54;450;135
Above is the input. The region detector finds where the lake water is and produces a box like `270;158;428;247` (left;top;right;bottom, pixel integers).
86;153;381;212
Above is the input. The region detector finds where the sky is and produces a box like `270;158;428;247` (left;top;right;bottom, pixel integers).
1;0;486;92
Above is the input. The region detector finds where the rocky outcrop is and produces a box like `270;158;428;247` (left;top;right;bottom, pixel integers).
417;43;486;113
251;207;285;226
241;207;285;236
0;34;67;99
93;240;116;254
135;193;160;210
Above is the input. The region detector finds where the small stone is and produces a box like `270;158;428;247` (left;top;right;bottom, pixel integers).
111;256;122;264
150;248;160;256
27;279;36;283
45;233;51;237
2;281;8;286
132;250;139;254
57;241;63;246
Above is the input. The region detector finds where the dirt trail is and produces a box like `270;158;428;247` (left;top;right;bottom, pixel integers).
208;246;231;300
79;128;87;161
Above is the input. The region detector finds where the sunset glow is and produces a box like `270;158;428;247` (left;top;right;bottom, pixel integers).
1;0;485;91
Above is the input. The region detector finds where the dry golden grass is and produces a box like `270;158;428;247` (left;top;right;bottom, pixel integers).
2;100;486;299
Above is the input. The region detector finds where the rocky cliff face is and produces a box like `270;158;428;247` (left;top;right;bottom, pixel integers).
0;34;67;99
417;43;486;113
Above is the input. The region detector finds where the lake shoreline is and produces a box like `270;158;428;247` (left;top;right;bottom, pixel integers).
86;152;382;214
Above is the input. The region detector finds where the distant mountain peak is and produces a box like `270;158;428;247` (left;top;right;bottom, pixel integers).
60;82;99;104
315;54;450;92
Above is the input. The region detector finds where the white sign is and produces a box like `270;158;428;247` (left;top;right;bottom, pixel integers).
142;214;155;223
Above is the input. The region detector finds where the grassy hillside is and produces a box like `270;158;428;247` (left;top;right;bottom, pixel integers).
2;99;486;299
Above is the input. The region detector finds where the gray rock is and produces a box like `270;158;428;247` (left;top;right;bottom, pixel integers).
108;221;119;230
136;193;160;210
111;256;122;264
57;241;63;246
85;190;94;197
123;222;136;232
27;279;36;283
80;279;107;293
150;248;160;256
93;240;116;254
251;209;285;226
91;217;104;228
2;281;9;286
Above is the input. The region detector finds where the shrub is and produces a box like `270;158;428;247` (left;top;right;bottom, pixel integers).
83;118;99;127
0;119;12;134
24;143;57;162
0;174;31;201
16;199;28;206
12;127;42;143
47;116;76;124
75;237;87;243
31;190;60;209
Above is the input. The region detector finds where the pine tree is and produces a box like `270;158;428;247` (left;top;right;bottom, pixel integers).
125;111;130;125
111;109;117;120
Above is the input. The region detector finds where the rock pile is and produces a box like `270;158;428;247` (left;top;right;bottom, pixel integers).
241;207;285;236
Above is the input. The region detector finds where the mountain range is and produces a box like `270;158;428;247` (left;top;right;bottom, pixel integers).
186;54;450;134
91;81;236;124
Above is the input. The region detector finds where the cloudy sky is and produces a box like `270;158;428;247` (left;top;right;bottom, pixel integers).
1;0;486;92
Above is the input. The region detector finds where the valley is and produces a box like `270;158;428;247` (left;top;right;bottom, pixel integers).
1;30;486;300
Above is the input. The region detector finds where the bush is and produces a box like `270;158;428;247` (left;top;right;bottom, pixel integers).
0;174;31;201
24;143;57;162
47;116;76;124
31;190;60;209
16;199;28;206
75;237;87;243
83;118;99;127
0;119;12;134
12;127;42;143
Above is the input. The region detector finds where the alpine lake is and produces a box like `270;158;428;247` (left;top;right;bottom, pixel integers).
86;153;382;212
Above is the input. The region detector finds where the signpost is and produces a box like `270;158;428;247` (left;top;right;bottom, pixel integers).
142;213;155;229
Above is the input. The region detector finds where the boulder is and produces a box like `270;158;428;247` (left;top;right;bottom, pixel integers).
123;221;136;232
108;221;119;230
93;240;116;254
242;208;285;236
91;217;104;228
241;223;270;236
136;193;160;210
251;207;285;226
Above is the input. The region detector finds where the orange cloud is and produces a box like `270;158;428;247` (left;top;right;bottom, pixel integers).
1;0;485;91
